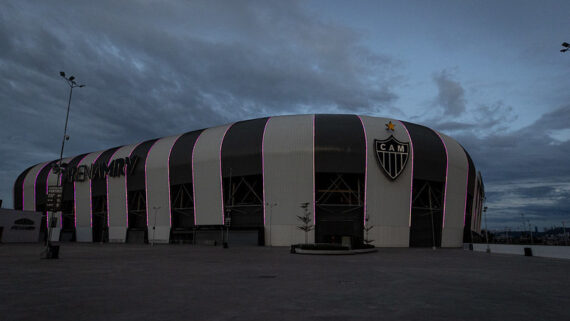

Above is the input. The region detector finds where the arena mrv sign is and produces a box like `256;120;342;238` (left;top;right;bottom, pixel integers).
374;136;409;180
54;156;139;183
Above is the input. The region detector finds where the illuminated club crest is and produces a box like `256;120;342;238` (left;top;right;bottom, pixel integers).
374;135;410;180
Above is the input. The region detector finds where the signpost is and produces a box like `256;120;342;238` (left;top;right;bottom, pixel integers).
46;186;63;212
43;186;62;259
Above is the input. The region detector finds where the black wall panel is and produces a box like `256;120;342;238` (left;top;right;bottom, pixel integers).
127;139;158;191
221;118;268;177
13;165;35;210
464;148;476;197
463;147;476;241
91;147;122;197
314;114;366;174
63;154;89;201
401;122;447;182
169;130;203;186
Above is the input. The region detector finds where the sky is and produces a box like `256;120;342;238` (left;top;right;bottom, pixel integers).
1;0;569;231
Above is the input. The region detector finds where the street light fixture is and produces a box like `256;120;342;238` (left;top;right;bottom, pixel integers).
44;71;85;259
561;42;569;53
57;71;86;179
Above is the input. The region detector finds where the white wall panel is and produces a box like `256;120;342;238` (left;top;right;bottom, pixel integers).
46;157;72;241
263;115;314;246
438;132;468;247
74;151;104;242
108;143;139;242
192;124;232;226
146;134;181;243
360;116;412;247
22;162;51;211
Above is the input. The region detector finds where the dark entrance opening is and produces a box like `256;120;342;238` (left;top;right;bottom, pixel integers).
92;195;108;242
409;180;444;247
60;200;75;242
127;189;148;243
170;183;195;243
315;173;364;248
223;174;264;246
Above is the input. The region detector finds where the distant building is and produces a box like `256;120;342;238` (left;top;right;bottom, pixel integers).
13;115;484;247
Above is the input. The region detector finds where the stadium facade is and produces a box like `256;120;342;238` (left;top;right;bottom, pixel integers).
13;114;484;247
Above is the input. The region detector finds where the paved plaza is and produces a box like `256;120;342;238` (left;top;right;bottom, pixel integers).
0;243;568;321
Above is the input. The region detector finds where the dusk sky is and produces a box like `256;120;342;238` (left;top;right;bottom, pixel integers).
1;0;569;231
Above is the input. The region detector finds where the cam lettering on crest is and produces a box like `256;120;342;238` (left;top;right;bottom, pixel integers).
374;135;409;180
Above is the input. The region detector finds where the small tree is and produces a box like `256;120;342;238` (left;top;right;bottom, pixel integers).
297;202;314;244
363;214;374;246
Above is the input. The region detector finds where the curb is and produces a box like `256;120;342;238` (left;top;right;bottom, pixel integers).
294;248;377;255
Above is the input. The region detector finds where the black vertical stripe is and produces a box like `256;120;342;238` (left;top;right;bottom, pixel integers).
401;122;446;182
13;165;35;210
63;154;89;201
463;147;476;197
91;147;122;197
315;114;366;173
462;147;476;239
221;118;268;177
169;130;204;186
127;139;158;192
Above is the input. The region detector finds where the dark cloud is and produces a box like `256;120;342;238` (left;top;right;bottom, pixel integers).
1;1;568;231
432;70;466;117
445;104;570;229
0;0;401;207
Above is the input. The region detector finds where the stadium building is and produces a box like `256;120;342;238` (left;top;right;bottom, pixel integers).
13;115;484;247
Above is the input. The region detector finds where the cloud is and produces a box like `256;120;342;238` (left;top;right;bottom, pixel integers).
0;0;402;207
432;70;466;117
444;104;570;229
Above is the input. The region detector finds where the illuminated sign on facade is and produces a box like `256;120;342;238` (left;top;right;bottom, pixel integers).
374;136;409;180
54;156;139;183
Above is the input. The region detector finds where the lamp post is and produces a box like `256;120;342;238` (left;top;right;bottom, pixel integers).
56;71;85;181
44;72;85;259
563;221;568;246
484;206;490;253
265;202;277;246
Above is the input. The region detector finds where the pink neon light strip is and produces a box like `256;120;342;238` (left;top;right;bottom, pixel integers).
219;124;234;225
433;130;449;229
191;131;204;226
126;143;143;227
105;148;121;227
89;152;104;228
144;140;159;226
34;162;51;211
397;120;414;227
167;135;183;227
261;117;271;226
462;154;469;226
312;115;316;226
74;154;89;228
356;116;368;227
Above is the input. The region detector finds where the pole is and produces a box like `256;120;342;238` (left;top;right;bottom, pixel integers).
44;72;84;258
528;220;533;245
563;221;568;246
484;206;490;253
151;206;160;246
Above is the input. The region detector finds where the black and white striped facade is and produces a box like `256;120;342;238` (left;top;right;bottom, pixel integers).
13;115;484;247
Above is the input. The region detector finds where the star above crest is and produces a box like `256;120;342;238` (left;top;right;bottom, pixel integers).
385;121;395;131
